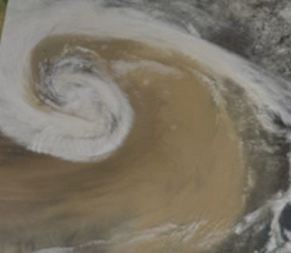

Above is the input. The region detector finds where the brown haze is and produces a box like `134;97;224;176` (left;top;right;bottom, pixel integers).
0;36;246;253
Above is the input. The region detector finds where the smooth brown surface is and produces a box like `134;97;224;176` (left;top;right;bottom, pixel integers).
0;36;246;253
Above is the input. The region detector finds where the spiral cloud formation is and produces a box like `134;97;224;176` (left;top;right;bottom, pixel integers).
0;0;288;162
1;0;291;252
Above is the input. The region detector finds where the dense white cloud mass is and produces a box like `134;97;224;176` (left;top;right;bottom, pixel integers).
0;0;291;252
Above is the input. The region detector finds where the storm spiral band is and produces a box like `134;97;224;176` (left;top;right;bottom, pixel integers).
1;12;134;162
1;0;291;253
0;0;286;162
